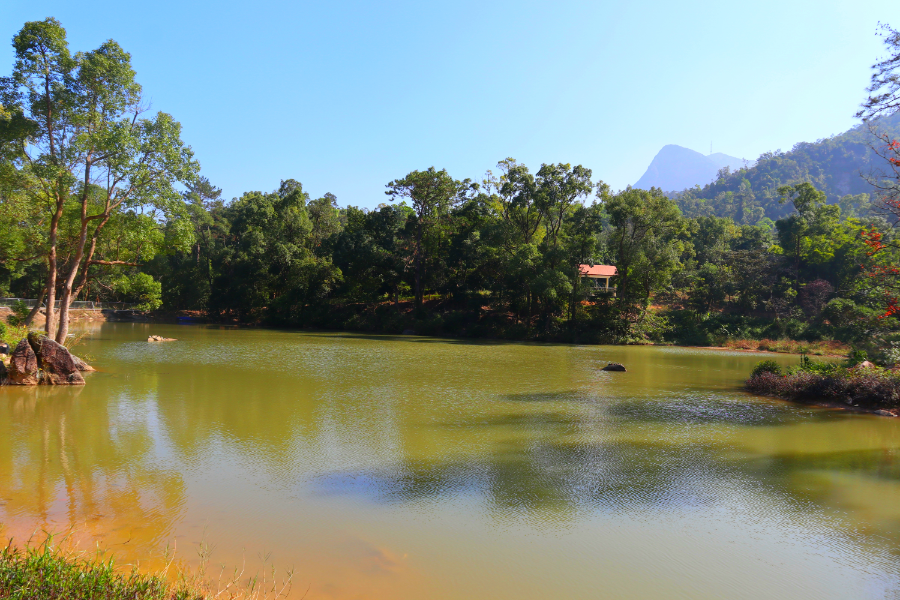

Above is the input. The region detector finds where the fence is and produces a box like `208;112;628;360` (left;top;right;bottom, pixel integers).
0;298;138;311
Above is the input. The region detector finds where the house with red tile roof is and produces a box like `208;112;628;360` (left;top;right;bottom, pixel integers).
578;264;617;294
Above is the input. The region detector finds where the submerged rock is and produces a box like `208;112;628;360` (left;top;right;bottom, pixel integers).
148;335;177;342
7;339;39;385
602;362;627;372
27;333;85;385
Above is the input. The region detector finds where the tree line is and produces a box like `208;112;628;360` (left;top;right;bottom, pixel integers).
2;18;900;357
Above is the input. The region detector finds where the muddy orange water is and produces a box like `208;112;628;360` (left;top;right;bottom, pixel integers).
3;323;900;599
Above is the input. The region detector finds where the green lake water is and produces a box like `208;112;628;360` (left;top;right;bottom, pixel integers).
2;323;900;599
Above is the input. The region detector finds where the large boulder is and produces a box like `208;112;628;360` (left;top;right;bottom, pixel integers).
7;339;39;385
602;362;627;372
27;333;85;385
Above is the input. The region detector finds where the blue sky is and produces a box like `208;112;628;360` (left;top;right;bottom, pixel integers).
3;0;897;207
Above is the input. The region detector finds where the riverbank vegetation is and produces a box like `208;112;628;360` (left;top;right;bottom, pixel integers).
0;536;202;600
2;19;900;360
746;356;900;413
0;533;293;600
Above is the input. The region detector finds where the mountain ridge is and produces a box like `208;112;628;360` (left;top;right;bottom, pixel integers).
671;113;900;224
635;145;747;191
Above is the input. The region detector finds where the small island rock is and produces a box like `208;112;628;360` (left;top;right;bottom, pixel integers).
148;335;177;342
27;333;85;385
602;362;627;372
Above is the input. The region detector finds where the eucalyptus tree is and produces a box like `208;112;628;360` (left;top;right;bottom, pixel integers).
3;18;198;341
385;167;476;309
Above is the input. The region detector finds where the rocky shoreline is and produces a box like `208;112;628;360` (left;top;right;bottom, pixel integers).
0;333;93;386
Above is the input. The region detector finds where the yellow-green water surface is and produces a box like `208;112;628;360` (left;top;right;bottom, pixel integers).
3;323;900;599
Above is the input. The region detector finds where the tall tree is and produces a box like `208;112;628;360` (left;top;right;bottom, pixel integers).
776;182;838;283
385;167;474;309
3;18;198;341
603;187;686;316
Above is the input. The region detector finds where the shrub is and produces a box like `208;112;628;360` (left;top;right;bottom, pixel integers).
751;360;782;378
5;300;30;327
795;354;838;375
846;348;868;367
747;366;900;409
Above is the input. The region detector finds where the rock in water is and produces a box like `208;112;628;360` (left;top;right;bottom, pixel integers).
148;335;177;342
602;362;627;372
0;360;7;384
71;354;96;372
27;333;85;385
7;339;39;385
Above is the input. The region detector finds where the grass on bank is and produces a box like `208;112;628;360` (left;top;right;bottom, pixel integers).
0;323;28;351
0;533;295;600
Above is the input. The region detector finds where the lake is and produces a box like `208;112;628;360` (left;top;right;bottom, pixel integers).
2;323;900;599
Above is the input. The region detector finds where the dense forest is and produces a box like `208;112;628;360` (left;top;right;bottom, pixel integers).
3;18;900;360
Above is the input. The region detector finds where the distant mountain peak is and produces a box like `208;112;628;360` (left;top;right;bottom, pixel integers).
635;145;747;191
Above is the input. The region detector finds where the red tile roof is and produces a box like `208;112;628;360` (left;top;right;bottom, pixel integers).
578;264;617;277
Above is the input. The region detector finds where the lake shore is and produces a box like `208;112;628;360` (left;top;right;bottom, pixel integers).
2;304;846;358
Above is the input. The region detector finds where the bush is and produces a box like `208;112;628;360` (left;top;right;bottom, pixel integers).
5;300;30;327
795;354;838;375
751;360;782;378
747;365;900;409
846;348;868;367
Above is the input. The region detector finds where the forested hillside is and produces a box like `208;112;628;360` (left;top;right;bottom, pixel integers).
673;112;900;223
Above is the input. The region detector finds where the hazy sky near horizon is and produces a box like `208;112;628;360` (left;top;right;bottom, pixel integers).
3;1;898;206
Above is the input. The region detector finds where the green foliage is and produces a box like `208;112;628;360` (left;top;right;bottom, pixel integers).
5;300;29;326
794;354;839;375
2;17;198;341
751;360;782;378
110;272;162;310
0;537;203;600
846;348;869;367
